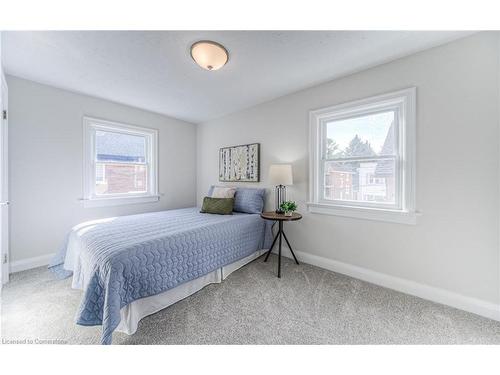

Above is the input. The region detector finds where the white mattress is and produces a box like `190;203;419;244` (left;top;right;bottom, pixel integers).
115;249;266;335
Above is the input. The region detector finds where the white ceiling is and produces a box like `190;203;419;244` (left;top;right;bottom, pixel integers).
3;31;474;123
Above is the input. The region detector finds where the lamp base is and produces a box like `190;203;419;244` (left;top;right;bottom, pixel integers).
275;185;286;214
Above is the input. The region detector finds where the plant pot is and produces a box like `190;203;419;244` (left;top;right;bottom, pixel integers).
284;211;292;217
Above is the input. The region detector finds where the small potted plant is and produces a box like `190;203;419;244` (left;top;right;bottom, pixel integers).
280;201;297;217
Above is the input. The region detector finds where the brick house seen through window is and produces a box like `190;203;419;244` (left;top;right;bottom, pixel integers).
322;118;396;205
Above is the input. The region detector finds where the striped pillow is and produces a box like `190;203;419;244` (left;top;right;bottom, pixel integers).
211;186;236;198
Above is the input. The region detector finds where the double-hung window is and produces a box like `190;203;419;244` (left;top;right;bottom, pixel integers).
83;117;158;207
308;88;416;224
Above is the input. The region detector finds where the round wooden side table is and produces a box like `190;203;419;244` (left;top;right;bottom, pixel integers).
260;211;302;278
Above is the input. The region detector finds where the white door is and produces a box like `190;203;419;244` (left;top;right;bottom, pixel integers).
0;74;9;284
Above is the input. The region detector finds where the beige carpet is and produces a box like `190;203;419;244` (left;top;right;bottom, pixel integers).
2;254;500;344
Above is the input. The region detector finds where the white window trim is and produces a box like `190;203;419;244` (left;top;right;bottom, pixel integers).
82;116;159;208
308;88;417;225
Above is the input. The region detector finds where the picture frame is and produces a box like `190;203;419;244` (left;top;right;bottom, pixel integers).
219;143;260;182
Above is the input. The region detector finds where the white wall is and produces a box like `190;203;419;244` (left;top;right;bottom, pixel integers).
197;32;500;307
8;76;197;263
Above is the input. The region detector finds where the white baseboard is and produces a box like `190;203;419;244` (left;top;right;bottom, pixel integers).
273;248;500;322
10;253;55;273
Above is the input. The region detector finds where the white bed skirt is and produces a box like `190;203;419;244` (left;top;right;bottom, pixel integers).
115;249;266;335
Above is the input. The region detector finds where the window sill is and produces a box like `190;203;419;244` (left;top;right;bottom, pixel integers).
307;202;418;225
82;195;160;208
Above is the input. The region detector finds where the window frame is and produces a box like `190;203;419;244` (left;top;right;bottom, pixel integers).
308;88;416;224
82;116;159;208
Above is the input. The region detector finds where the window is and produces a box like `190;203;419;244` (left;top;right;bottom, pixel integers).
83;117;158;207
308;88;416;224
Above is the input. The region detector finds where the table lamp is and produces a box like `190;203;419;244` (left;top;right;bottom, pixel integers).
269;164;293;213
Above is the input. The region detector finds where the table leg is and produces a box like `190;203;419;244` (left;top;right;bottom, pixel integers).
264;230;279;262
282;231;300;265
278;221;283;278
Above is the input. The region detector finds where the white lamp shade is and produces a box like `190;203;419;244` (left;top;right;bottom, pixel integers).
269;164;293;186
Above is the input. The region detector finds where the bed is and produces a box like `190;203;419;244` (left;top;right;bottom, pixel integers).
49;204;272;344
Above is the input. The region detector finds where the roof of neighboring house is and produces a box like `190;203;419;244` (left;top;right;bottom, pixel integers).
96;131;146;162
375;121;395;177
324;162;355;174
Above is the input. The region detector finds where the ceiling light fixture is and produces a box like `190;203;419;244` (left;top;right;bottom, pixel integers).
190;40;229;71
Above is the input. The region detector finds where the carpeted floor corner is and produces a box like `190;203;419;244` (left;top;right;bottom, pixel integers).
2;254;500;345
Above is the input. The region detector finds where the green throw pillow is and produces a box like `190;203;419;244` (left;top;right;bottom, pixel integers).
200;197;234;215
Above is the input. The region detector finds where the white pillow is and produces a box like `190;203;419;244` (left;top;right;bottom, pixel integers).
211;186;236;198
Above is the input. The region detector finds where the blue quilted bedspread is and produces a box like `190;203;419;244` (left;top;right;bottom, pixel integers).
49;207;272;344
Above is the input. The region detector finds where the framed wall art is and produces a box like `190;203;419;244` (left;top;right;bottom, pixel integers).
219;143;260;182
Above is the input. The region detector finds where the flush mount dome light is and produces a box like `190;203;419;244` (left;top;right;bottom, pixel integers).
190;40;229;71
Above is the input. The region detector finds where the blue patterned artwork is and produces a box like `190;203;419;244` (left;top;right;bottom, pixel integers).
219;143;260;182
